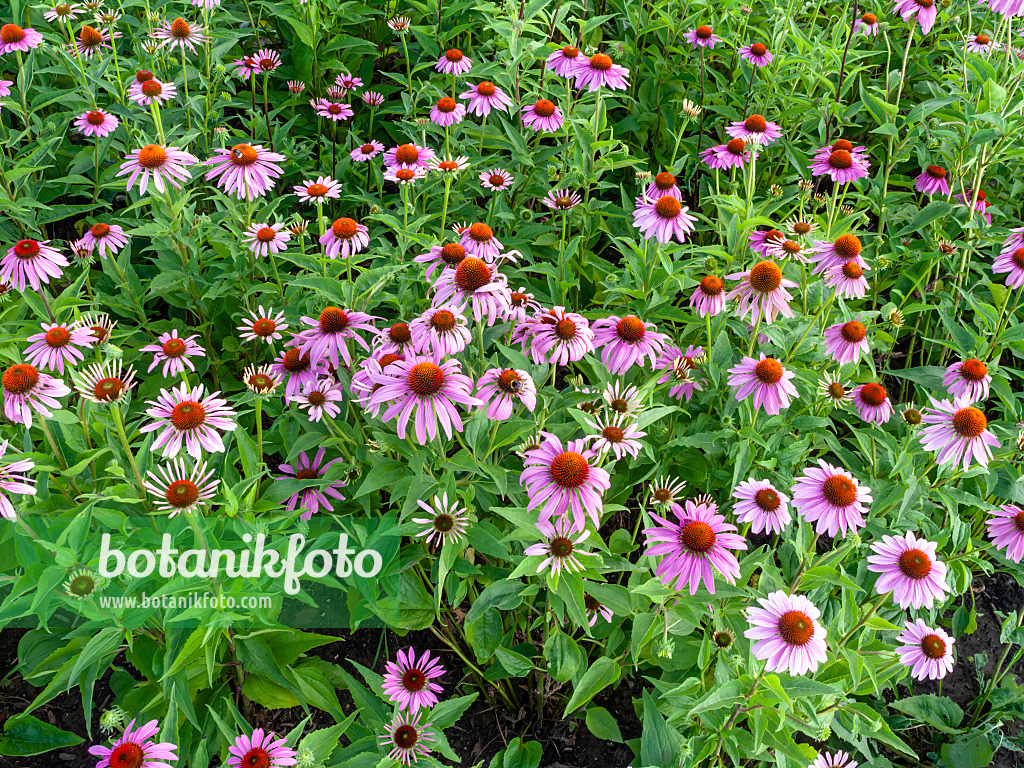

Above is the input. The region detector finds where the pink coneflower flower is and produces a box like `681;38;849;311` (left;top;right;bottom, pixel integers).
700;138;754;170
140;383;236;459
507;287;541;322
294;176;342;203
227;730;295;768
646;171;682;200
823;320;870;365
521;432;611;531
542;188;582;211
480;167;513;191
153;17;208;54
252;49;280;72
413;493;470;546
819;373;851;408
379;711;435;766
809;146;870;183
824;260;870;299
243;364;281;395
920;397;999;470
854;11;879;34
744;591;827;676
1;239;68;292
586;413;646;459
632;195;697;243
458;222;504;260
410;304;472;356
813;138;870;166
277;448;346;520
80;223;128;259
429;155;471;174
852;382;894;424
141;330;205;378
0;23;44;54
766;237;806;263
525;517;596;576
749;228;785;256
476;367;536;420
361;91;385;106
605;381;643;415
415;242;467;278
739;42;773;67
591;315;667;375
943;358;991;402
726;114;782;145
383;143;436;171
916;164;950;195
432;256;510;326
585;590;614;626
287;80;305;93
294;306;378;370
45;4;84;23
334;72;362;90
143;457;218;517
351;140;385;161
384;166;427;185
893;0;938;34
791;460;872;538
986;505;1024;562
72;24;117;59
387;15;411;31
656;344;705;401
271;347;329;398
0;440;35;520
458;81;513;116
73;312;115;346
129;76;177;106
685;25;722;48
733;478;791;534
726;260;797;324
313;99;354;121
575;52;630;91
289;377;344;422
727;355;798;415
0;79;11;100
547;44;585;77
231;55;261;80
690;275;727;317
118;144;197;196
810;752;858;768
238;306;287;345
522;99;564;132
350;353;404;416
429;96;465;126
205;143;285;200
366;353;481;444
525;307;595;365
243;222;290;258
88;719;178;768
23;322;92;374
643;499;747;595
72;360;136;404
383;648;445;715
867;531;949;609
436;47;472;74
966;32;996;53
806;233;866;274
73;108;119;138
897;620;955;681
326;86;347;101
954;189;992;224
784;216;818;239
994;230;1024;287
320;217;369;260
2;363;69;427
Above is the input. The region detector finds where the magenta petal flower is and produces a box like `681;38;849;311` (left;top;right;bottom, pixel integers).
24;322;93;374
431;256;510;326
293;307;379;370
690;275;727;317
382;648;446;714
632;195;697;243
728;355;798;415
811;751;859;768
2;239;68;292
410;304;472;356
140;330;206;378
143;457;218;517
791;459;872;538
288;377;344;422
823;320;870;365
320;217;370;260
74;108;120;138
643;499;747;595
919;397;1000;470
227;729;296;768
366;353;481;444
458;222;504;261
591;315;667;375
81;223;129;259
685;25;722;48
893;0;938;34
809;148;870;183
546;45;586;77
0;439;36;520
436;47;472;75
744;590;828;676
139;383;238;459
851;382;894;425
89;719;178;768
521;432;611;532
732;478;791;535
205;143;285;200
867;531;950;610
700;139;754;170
896;619;955;681
655;344;705;401
118;144;197;196
277;448;346;520
379;711;435;766
994;229;1024;288
0;24;44;54
430;96;465;126
726;114;782;145
244;222;291;258
383;143;436;171
476;367;537;420
522;307;595;365
738;42;773;68
2;363;70;428
942;358;991;402
458;81;512;116
726;260;797;325
271;348;330;398
574;52;630;91
916;165;950;195
986;505;1024;563
522;99;564;132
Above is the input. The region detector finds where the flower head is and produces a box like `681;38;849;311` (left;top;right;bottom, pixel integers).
739;42;773;67
24;322;93;374
475;367;536;420
458;81;512;116
732;478;791;535
152;17;209;54
726;114;782;145
277;448;346;520
226;729;296;768
521;432;611;532
726;260;797;325
88;719;178;768
851;382;894;425
319;217;369;260
412;493;470;546
685;25;722;48
436;47;472;75
574;52;630;91
118;145;197;196
144;458;218;517
632;195;697;243
383;649;445;715
919;397;999;470
791;460;872;538
2;363;70;427
139;383;237;459
522;99;564;132
943;358;991;402
379;711;434;766
140;330;206;378
585;413;646;459
897;619;955;680
727;355;798;415
205;143;285;200
293;307;378;370
744;591;828;676
238;306;288;345
867;531;950;609
823;320;870;365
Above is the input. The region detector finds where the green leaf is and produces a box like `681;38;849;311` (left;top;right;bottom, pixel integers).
940;734;994;768
890;694;965;734
501;737;542;768
563;657;620;716
494;647;535;677
586;706;624;743
640;690;678;768
0;714;84;756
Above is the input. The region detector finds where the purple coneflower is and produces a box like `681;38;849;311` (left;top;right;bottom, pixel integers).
351;140;385;161
966;32;996;53
244;222;290;258
546;45;585;77
525;517;596;576
809;146;870;183
205;143;285;200
231;55;261;80
374;322;415;356
0;440;35;520
24;322;92;374
728;355;798;415
334;72;362;90
739;42;773;67
733;478;791;534
88;719;178;768
410;304;472;357
643;499;747;595
143;458;218;517
361;91;385;106
476;368;537;420
2;239;68;292
806;233;866;274
413;493;470;546
479;167;513;191
74;108;119;138
379;711;435;766
542;188;582;211
294;176;342;203
0;23;43;54
591;315;667;375
152;17;208;54
293;306;378;370
523;307;595;365
766;237;806;263
287;80;305;94
824;259;870;299
73;24;116;59
226;729;295;768
72;360;136;404
458;81;513;116
685;25;721;48
44;4;84;23
2;363;70;427
271;348;329;398
80;223;128;259
632;195;697;243
507;287;541;322
893;0;938;34
586;414;646;459
867;531;949;609
237;306;287;345
954;189;992;224
521;432;611;531
823;320;870;365
429;96;465;126
129;76;177;106
791;460;872;537
436;47;472;75
919;397;1000;470
647;171;682;200
383;143;436;171
415;242;466;278
851;382;894;424
994;231;1024;288
854;11;879;34
320;217;369;260
986;505;1024;563
383;648;445;715
140;383;237;459
522;99;564;132
289;378;344;422
277;448;346;520
701;138;754;170
690;275;727;317
749;228;785;256
574;52;630;91
429;155;471;174
726;260;797;324
916;164;950;195
943;358;990;402
656;344;705;401
431;256;510;326
726;114;782;145
141;330;205;378
312;99;354;121
897;619;955;680
744;591;828;676
118;144;198;195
